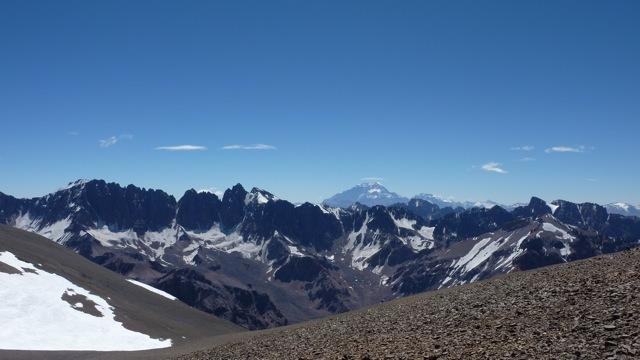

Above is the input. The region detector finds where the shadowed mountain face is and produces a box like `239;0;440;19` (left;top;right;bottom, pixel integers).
1;179;639;329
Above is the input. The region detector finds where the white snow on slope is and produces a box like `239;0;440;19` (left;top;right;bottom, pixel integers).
454;237;502;274
0;251;171;351
127;279;176;301
417;226;435;240
288;245;304;257
548;202;559;214
613;202;630;211
495;234;529;270
13;213;72;243
405;236;433;251
392;215;416;231
542;222;574;241
84;226;179;260
190;228;263;260
344;214;381;270
244;191;271;205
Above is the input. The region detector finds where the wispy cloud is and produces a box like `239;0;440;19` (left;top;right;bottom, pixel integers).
519;157;536;162
99;136;118;148
587;178;598;182
99;134;133;148
510;145;534;151
361;177;384;182
545;145;585;153
221;144;276;150
68;131;79;136
155;145;207;151
481;162;507;174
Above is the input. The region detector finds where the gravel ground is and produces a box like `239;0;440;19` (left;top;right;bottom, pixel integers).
176;248;640;360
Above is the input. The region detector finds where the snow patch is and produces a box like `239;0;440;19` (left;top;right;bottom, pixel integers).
288;245;304;257
0;251;171;351
127;279;177;301
542;222;574;241
344;214;381;270
417;226;435;240
392;215;416;230
454;237;502;274
13;213;72;243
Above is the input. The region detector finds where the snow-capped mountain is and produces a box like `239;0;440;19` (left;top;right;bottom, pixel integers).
412;193;470;209
323;182;409;208
413;194;512;210
1;179;639;330
606;202;640;217
324;184;512;210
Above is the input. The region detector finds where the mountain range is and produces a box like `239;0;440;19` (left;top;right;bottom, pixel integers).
1;179;639;330
325;182;638;214
323;182;521;210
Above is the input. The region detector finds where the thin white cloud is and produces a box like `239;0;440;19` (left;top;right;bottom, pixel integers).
519;157;536;162
481;162;507;174
221;144;276;150
587;178;598;182
99;134;133;148
510;145;534;151
545;145;585;153
361;177;384;182
68;131;79;136
155;145;207;151
99;136;118;148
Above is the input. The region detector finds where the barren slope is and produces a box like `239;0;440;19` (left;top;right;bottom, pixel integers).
178;247;640;359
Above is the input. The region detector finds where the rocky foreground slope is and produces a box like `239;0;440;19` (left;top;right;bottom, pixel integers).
177;247;640;360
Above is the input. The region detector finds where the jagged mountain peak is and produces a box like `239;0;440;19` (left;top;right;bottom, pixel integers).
245;188;278;205
58;178;91;191
512;196;552;219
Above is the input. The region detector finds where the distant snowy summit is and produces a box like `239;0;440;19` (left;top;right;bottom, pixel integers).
322;182;408;208
606;202;640;217
323;183;512;210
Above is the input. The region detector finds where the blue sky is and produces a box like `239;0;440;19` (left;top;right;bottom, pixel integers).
1;0;639;205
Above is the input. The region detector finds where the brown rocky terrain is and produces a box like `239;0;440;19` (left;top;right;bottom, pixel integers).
176;247;640;360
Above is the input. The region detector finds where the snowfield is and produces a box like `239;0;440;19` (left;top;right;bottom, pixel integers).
0;251;172;351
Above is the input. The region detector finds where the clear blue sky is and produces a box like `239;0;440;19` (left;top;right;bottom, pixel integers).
1;0;639;205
